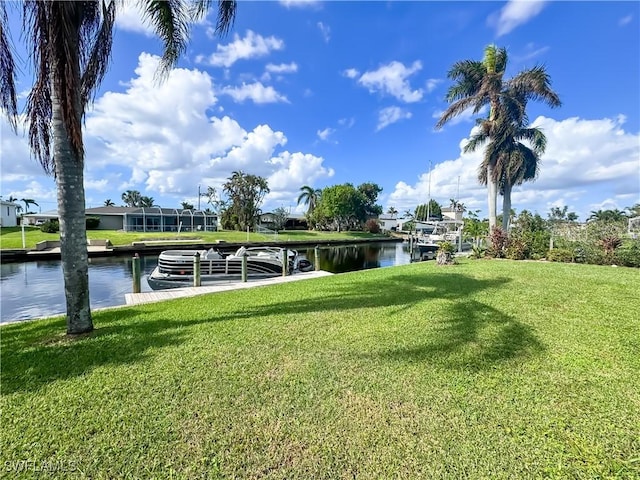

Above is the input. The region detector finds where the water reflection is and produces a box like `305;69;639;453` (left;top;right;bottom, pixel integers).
1;242;409;323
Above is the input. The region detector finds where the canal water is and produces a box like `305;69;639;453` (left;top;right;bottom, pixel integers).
1;242;412;323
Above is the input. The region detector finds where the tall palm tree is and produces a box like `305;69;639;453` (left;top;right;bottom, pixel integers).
0;1;236;335
297;185;321;215
21;198;39;214
121;190;142;208
386;206;398;218
436;44;560;231
139;196;156;208
467;91;547;231
103;198;115;206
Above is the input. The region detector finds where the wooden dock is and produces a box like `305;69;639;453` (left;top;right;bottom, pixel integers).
125;270;334;306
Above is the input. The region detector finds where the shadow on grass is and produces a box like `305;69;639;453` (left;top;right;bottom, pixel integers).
1;269;543;393
374;299;544;370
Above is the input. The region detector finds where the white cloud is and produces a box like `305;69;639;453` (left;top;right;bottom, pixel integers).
114;2;155;37
352;61;424;103
338;117;355;128
343;68;359;79
317;21;331;43
377;106;412;131
489;0;547;37
317;127;336;141
619;14;633;26
220;82;289;104
425;78;442;93
279;0;321;9
196;30;284;68
265;62;299;74
388;115;640;220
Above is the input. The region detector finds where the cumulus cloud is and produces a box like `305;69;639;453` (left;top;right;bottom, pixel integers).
195;30;284;68
376;107;412;131
220;82;289;104
349;61;424;103
388;115;640;219
488;0;547;37
0;53;333;210
425;79;442;93
114;2;155;36
279;0;321;9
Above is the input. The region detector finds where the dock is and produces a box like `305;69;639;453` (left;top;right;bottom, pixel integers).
125;270;334;306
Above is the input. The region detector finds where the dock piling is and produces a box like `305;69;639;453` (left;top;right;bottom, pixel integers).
132;254;141;293
282;248;287;277
193;252;201;287
314;246;320;271
241;253;248;282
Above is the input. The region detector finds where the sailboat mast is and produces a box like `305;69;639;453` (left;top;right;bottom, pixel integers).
426;161;432;222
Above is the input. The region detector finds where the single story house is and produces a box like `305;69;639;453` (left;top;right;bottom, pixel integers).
377;214;399;232
259;212;308;230
1;201;19;227
23;206;218;232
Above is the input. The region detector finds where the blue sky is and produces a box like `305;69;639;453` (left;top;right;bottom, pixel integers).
1;0;639;221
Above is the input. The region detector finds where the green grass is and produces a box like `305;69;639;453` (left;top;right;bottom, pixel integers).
0;227;386;249
1;260;639;479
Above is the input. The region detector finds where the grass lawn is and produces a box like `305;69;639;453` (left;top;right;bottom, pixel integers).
1;260;639;478
0;227;386;250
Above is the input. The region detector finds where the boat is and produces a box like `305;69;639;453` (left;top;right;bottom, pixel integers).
147;246;313;290
416;241;440;261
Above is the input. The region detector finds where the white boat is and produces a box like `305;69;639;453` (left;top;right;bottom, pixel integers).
148;246;313;289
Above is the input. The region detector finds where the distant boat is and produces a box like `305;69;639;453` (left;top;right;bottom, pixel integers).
148;246;313;290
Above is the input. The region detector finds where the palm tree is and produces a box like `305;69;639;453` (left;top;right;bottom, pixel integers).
436;44;561;231
103;199;115;207
139;196;156;208
121;190;142;207
0;1;236;335
467;90;547;231
181;201;194;210
21;198;39;214
386;206;398;218
297;185;322;215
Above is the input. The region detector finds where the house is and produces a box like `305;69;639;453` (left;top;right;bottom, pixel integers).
258;212;308;230
441;207;464;222
23;206;218;232
0;200;18;227
377;214;399;232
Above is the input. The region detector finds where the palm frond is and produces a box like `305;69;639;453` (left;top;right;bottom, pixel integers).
81;0;115;108
0;2;18;129
509;66;561;108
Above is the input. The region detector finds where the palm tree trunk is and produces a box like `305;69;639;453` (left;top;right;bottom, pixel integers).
51;30;93;335
487;164;498;231
502;182;512;231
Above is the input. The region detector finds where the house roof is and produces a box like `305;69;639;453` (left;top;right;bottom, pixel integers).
24;206;217;218
0;201;19;206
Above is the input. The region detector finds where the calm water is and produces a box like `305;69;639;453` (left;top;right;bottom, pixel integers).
1;242;411;323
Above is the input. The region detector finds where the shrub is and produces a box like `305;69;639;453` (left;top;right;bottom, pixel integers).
364;219;381;234
40;220;59;233
613;240;640;268
487;227;509;258
436;241;456;265
86;217;101;230
506;237;527;260
547;248;574;263
470;245;486;259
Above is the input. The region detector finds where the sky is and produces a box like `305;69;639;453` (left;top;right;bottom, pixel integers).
1;0;639;221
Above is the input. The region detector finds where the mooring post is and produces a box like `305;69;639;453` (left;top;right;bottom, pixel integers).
193;252;201;287
409;234;414;261
314;245;321;271
132;254;141;293
241;252;248;282
281;248;287;277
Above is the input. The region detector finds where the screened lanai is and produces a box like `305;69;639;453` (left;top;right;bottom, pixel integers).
123;208;217;232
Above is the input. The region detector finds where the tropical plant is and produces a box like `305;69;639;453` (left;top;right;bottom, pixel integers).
386;206;398;218
103;199;115;207
357;182;383;217
467;89;547;231
122;190;142;208
271;207;289;231
436;241;456;265
139;196;156;208
181;201;194;210
436;44;561;231
588;209;627;223
222;170;270;231
297;185;322;216
364;218;381;234
313;184;367;232
0;0;237;334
